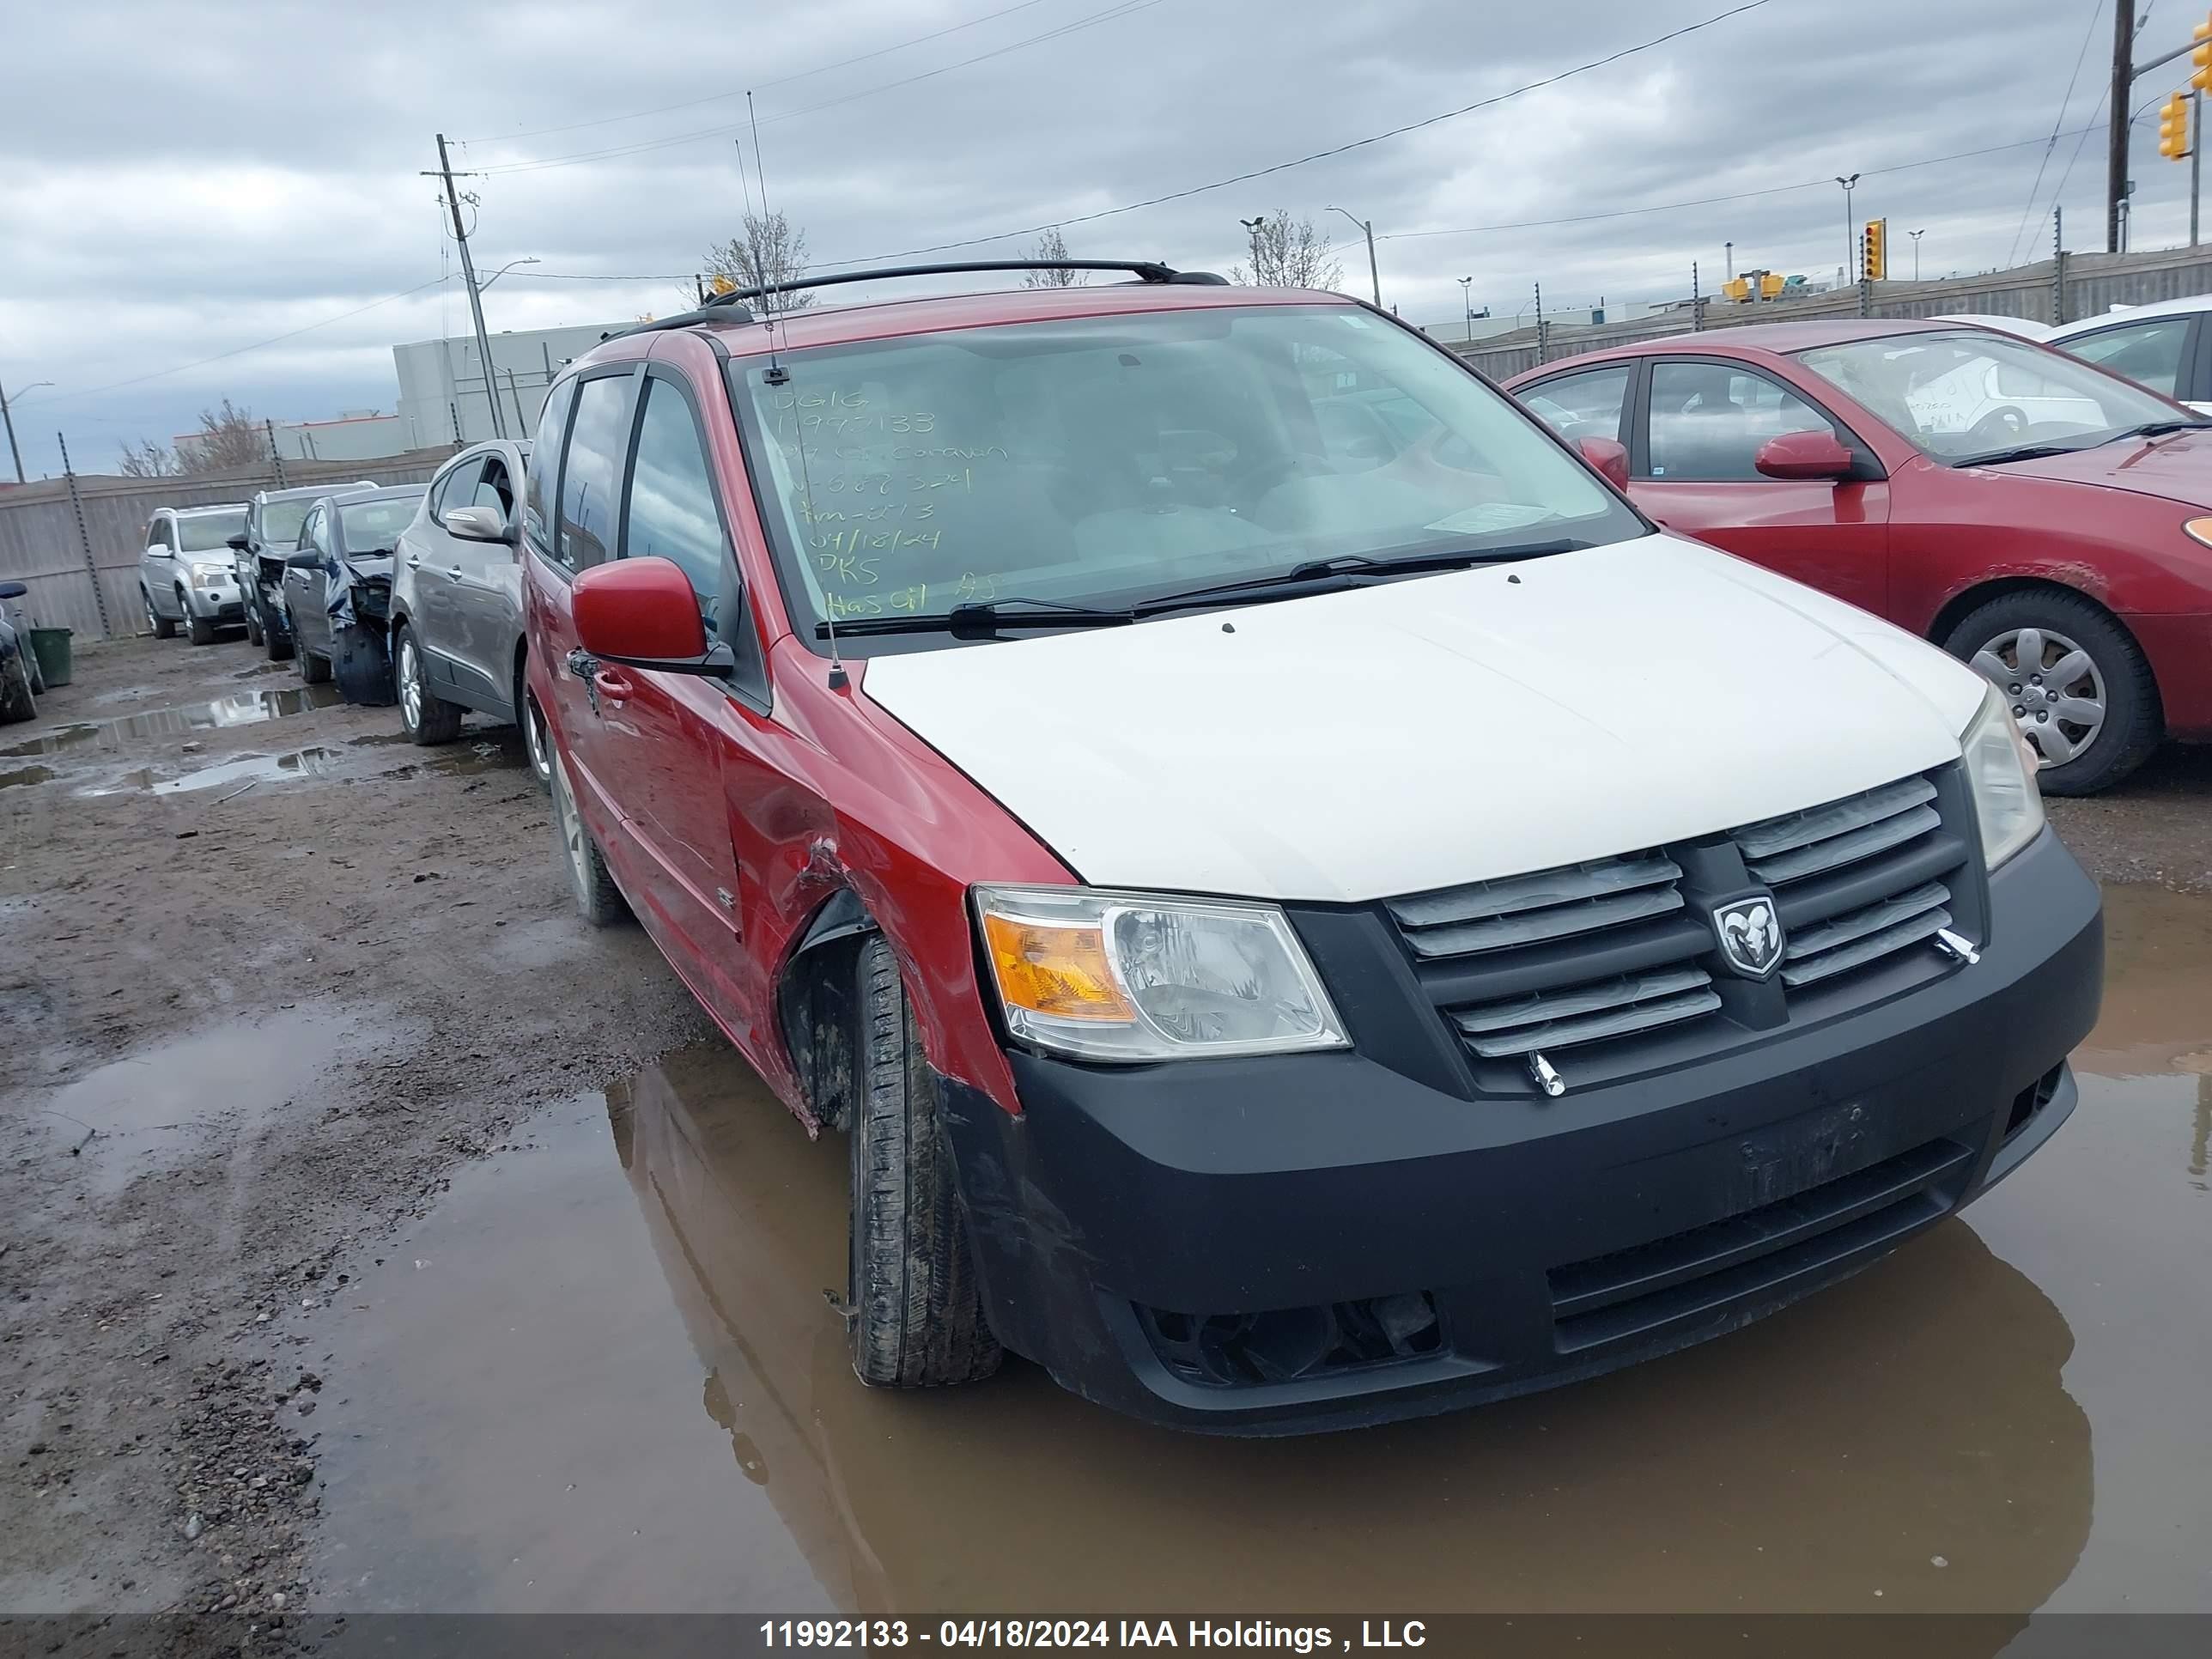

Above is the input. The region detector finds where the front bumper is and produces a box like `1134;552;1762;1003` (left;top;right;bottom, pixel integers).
180;576;244;623
939;828;2102;1433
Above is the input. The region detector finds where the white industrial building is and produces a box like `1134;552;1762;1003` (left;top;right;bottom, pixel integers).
391;320;623;450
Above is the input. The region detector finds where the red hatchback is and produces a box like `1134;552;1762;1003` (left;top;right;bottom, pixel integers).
1508;319;2212;793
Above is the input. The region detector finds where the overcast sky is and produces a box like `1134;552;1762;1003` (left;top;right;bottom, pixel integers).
0;0;2181;477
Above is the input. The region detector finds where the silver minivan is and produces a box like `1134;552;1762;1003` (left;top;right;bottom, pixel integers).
387;440;550;787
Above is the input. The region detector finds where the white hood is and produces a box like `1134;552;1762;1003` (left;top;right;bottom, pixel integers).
861;534;1989;903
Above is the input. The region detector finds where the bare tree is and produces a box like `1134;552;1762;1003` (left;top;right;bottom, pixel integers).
177;398;264;474
118;437;181;478
703;211;817;316
1021;228;1086;288
1231;210;1343;290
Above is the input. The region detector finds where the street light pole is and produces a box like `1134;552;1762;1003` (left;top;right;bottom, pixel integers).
1326;205;1382;307
1238;216;1267;279
0;380;52;484
1834;174;1860;284
1458;276;1474;341
476;256;540;293
1908;228;1925;282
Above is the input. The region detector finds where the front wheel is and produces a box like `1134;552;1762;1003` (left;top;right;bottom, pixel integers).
548;742;628;926
0;650;35;724
395;627;463;744
520;683;554;796
147;588;176;641
1945;591;2161;796
288;607;331;684
185;596;216;647
847;935;1003;1389
263;595;295;661
244;599;264;647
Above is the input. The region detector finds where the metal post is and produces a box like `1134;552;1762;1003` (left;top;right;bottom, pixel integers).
447;401;463;450
1858;273;1873;319
2195;92;2203;246
0;381;24;484
1361;219;1381;308
1724;240;1734;280
1692;261;1704;331
431;132;507;439
2110;0;2136;252
2052;206;2068;326
263;417;288;489
57;433;113;638
505;367;530;436
1533;281;1547;365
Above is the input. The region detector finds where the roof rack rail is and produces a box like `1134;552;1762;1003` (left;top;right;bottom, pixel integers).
699;258;1229;310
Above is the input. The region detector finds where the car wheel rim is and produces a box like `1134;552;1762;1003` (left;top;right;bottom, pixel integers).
144;592;155;629
553;754;589;896
1968;625;2106;769
524;694;552;782
398;640;422;730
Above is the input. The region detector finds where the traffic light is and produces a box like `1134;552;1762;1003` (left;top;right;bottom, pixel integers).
2192;17;2212;92
1861;218;1887;282
2160;92;2191;161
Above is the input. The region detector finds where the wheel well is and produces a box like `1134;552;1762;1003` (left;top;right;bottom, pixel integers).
1927;576;2123;649
775;892;880;1133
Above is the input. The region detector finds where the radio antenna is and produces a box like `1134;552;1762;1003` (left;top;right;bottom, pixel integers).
742;95;841;687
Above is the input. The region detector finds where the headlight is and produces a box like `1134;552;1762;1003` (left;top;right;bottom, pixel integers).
190;564;228;587
972;884;1348;1063
1961;687;2045;870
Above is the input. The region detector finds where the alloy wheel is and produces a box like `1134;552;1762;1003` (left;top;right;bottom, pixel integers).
1968;625;2106;768
398;637;422;732
553;752;591;899
524;692;553;785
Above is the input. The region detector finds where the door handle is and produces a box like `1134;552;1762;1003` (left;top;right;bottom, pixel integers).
448;566;465;584
592;668;634;706
405;554;422;568
565;647;597;680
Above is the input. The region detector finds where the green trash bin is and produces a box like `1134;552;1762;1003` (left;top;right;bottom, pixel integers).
27;627;72;688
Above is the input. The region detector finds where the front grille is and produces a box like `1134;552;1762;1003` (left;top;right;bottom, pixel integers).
1381;766;1977;1089
1546;1135;1973;1353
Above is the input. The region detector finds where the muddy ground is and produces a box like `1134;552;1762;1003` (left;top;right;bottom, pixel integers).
3;630;2209;1653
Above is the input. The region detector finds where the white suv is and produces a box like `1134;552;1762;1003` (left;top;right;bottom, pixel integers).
141;503;250;644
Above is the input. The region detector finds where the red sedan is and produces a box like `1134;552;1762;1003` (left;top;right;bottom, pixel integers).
1508;319;2212;793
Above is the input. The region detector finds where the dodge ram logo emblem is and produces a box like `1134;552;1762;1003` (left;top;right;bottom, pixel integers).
1712;897;1784;979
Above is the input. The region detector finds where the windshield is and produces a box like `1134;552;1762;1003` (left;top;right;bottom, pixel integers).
175;509;246;554
259;501;313;545
338;497;421;552
728;304;1640;647
1796;329;2190;462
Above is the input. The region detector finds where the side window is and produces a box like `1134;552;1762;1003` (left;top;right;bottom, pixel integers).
1521;367;1631;444
146;514;168;550
2060;317;2191;398
556;376;632;571
431;458;482;525
474;455;515;518
622;377;731;636
1648;362;1840;482
524;380;577;554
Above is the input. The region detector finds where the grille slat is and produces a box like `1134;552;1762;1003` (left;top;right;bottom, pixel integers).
1741;801;1940;884
1454;971;1720;1058
1784;880;1950;963
1733;776;1936;865
1781;904;1953;988
1388;854;1683;958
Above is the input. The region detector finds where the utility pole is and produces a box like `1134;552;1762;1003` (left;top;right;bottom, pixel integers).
427;133;506;440
1324;206;1382;305
0;379;46;484
2111;0;2137;251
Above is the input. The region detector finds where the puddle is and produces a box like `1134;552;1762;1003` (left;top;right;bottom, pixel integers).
0;683;344;758
0;763;58;790
72;746;340;798
15;1006;358;1200
307;877;2205;1624
374;730;528;781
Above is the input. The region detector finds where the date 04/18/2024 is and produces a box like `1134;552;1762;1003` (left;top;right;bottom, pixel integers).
757;1620;1432;1650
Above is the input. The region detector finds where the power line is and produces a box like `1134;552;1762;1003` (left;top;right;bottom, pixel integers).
807;0;1777;270
2008;0;2105;266
474;0;1170;176
462;0;1061;145
1380;128;2106;243
17;276;455;410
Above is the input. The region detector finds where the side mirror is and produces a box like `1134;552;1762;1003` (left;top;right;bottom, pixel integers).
1755;429;1856;481
147;544;173;560
1576;436;1631;490
0;581;26;601
226;533;250;551
444;504;516;545
574;556;728;678
285;550;323;569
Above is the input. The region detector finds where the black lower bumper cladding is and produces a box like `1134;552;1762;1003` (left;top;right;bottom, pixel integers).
939;828;2103;1433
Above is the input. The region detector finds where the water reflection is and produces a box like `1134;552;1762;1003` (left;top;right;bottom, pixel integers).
0;683;343;758
608;1041;2090;1621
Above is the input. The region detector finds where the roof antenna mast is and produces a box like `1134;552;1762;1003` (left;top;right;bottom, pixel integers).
744;91;842;688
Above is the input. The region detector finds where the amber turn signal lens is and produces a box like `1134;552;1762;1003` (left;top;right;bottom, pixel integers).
2184;517;2212;550
981;913;1134;1022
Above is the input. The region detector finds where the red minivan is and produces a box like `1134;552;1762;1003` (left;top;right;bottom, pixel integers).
520;264;2098;1432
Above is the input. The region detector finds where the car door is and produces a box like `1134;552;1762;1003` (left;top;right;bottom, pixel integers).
448;447;526;716
1629;356;1892;616
404;455;477;696
142;512;180;619
1516;363;1632;446
2054;313;2205;410
284;505;333;657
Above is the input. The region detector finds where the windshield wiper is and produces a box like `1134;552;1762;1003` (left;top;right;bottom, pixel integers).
813;596;1137;639
1135;539;1586;615
1959;442;2084;466
2102;418;2212;441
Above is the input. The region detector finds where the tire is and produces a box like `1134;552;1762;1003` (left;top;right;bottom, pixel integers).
185;595;216;647
1944;590;2161;797
847;935;1003;1390
395;626;463;744
519;679;554;796
0;650;34;724
263;595;294;661
549;743;628;926
147;588;176;641
244;599;264;647
289;608;331;685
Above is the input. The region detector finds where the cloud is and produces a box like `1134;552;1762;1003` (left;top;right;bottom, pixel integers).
0;0;2166;476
